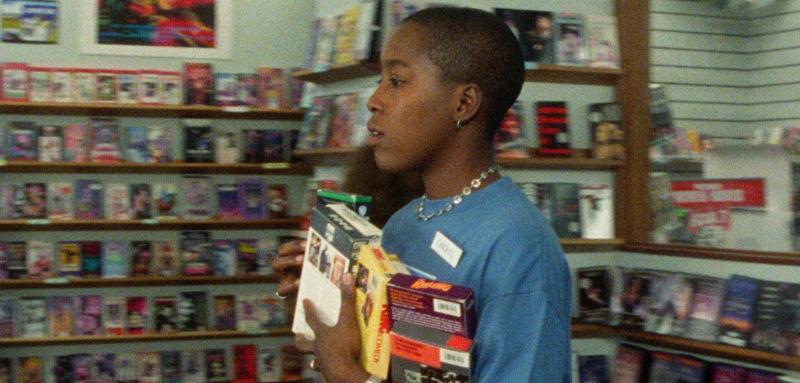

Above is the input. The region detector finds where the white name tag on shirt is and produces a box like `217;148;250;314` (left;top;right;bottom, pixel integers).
431;231;463;268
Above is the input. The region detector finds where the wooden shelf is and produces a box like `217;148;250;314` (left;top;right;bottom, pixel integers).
0;160;314;175
12;322;798;371
650;159;703;174
293;147;358;166
622;243;800;266
571;322;800;371
291;63;621;86
525;65;623;85
571;322;617;338
0;101;306;120
497;156;625;171
0;217;303;231
561;238;624;252
292;62;380;84
0;274;279;290
0;328;292;347
293;147;625;170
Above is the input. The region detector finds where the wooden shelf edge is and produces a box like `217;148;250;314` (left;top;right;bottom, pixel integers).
650;159;704;174
0;101;306;120
0;328;293;347
497;156;625;170
292;147;358;166
561;238;625;252
0;217;304;231
0;274;280;289
292;62;380;84
290;149;625;170
571;322;800;371
0;161;314;175
525;65;623;85
291;58;622;88
293;147;359;156
11;321;799;370
571;322;617;338
621;242;800;266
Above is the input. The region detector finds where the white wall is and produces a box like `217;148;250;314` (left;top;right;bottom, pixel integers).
650;0;752;137
650;0;800;137
1;0;314;69
748;0;800;130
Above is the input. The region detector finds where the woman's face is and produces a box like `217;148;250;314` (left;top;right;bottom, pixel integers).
367;23;458;174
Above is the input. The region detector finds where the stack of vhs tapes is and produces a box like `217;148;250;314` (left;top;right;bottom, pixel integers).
387;274;476;383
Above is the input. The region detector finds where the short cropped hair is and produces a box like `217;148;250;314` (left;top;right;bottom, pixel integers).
402;7;524;141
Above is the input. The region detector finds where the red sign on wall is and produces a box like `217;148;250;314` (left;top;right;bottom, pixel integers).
669;179;765;209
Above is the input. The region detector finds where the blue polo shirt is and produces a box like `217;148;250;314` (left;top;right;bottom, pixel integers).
381;177;572;383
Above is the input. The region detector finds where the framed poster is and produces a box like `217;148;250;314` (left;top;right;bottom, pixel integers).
80;0;232;59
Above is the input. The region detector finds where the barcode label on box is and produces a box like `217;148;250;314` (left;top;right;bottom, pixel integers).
433;298;461;317
440;349;469;369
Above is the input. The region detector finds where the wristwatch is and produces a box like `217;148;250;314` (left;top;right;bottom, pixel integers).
364;375;384;383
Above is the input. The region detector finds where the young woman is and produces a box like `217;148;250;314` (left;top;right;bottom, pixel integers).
281;7;572;383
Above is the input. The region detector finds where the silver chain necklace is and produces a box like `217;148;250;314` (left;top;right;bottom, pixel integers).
416;165;499;222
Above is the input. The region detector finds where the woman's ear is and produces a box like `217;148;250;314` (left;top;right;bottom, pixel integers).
453;83;482;126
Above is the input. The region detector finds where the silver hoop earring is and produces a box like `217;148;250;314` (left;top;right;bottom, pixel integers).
455;120;462;130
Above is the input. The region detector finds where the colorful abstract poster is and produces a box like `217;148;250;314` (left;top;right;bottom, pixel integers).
81;0;232;58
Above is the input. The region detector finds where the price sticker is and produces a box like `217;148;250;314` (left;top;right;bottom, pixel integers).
44;277;69;285
262;162;291;170
26;219;51;225
141;219;158;225
223;106;250;113
0;159;6;166
440;349;470;369
433;298;462;317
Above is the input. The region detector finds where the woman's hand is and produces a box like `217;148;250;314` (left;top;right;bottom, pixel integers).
273;239;305;319
303;273;371;383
